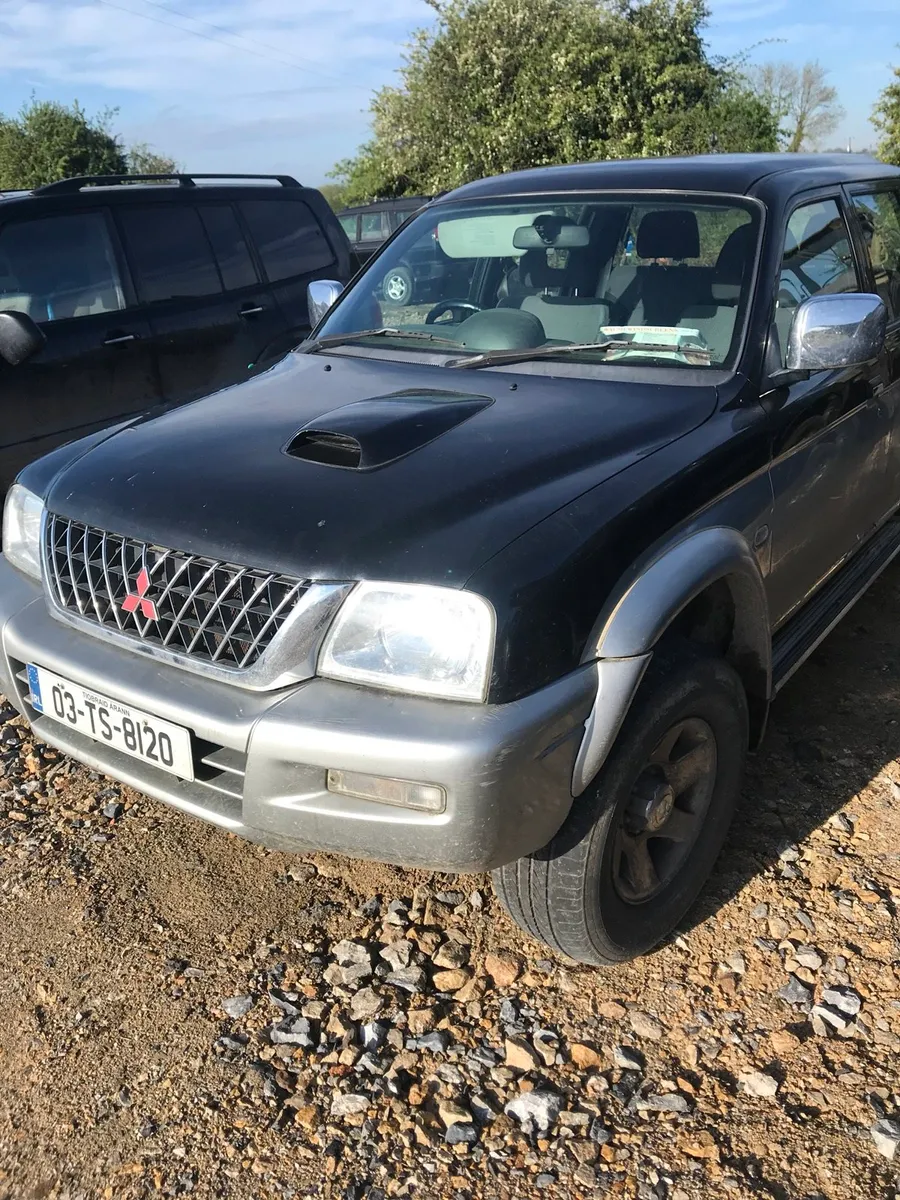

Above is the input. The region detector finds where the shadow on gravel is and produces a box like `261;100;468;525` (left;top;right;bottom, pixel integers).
676;555;900;939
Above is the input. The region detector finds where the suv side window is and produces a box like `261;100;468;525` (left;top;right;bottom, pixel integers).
775;198;859;363
240;199;334;283
119;206;222;304
339;214;358;240
360;211;390;242
850;189;900;320
198;204;258;292
0;211;124;323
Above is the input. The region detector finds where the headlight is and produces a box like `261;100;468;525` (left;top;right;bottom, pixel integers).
319;581;495;702
2;484;44;580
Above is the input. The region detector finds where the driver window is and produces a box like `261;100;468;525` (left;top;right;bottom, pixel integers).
0;212;125;323
776;199;859;364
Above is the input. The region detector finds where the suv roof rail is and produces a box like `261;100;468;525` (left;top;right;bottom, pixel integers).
35;173;302;194
339;194;434;211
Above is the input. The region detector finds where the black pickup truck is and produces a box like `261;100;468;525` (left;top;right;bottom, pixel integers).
2;153;899;965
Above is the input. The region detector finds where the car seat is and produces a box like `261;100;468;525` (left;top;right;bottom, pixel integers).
678;223;756;362
517;248;610;342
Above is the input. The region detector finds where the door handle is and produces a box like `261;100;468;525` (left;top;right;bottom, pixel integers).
103;332;138;346
239;305;265;318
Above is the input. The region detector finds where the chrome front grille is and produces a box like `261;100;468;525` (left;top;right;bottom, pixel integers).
45;514;309;670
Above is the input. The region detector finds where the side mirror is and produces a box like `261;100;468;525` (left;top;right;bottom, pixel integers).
786;292;886;372
308;280;344;328
0;310;45;367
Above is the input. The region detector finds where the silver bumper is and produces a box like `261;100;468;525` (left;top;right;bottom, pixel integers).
0;558;631;872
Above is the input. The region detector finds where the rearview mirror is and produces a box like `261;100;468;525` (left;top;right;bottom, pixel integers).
308;280;344;328
512;221;590;250
0;310;45;367
786;292;886;372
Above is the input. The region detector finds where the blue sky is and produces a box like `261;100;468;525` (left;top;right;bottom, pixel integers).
0;0;896;185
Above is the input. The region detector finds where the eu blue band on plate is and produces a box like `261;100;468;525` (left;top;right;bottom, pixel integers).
26;663;43;712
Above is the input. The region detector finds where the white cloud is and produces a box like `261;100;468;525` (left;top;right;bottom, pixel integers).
0;0;422;93
0;0;432;177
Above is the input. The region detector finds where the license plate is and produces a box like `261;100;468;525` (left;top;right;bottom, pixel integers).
27;664;194;781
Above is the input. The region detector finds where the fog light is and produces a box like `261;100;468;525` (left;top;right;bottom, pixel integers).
326;768;446;813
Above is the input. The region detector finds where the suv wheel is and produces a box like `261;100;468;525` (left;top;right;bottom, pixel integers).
492;646;748;965
383;265;414;305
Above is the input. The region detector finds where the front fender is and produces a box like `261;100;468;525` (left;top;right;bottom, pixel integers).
590;526;769;672
572;526;771;794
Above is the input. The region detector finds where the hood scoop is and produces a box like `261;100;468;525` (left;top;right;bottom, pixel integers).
285;389;493;470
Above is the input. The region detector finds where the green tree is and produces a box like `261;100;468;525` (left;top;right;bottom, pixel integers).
873;54;900;165
318;182;349;210
330;0;778;204
0;99;127;189
126;142;180;175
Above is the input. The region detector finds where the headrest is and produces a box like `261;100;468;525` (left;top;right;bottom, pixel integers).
637;210;700;260
798;213;836;252
519;250;557;289
712;223;755;302
519;248;594;293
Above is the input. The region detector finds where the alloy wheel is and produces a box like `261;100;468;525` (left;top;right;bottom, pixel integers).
612;716;717;904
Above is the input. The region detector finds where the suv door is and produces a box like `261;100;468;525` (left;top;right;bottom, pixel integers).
338;213;363;270
116;202;283;404
847;183;900;503
765;194;893;626
355;207;392;264
238;197;341;348
0;208;159;489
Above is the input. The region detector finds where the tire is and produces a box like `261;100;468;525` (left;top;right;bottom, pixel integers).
383;265;414;305
492;646;748;965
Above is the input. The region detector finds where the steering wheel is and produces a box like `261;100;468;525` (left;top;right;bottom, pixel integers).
425;301;482;325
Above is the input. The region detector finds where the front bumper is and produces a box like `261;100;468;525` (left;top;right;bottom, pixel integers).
0;558;605;872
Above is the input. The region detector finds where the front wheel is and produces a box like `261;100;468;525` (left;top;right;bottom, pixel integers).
492;648;748;965
382;265;414;305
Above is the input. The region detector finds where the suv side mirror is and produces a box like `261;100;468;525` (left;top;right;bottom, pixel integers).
308;280;344;328
0;310;45;367
786;292;886;372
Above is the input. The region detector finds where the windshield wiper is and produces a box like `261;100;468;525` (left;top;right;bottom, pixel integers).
306;327;464;352
445;339;712;370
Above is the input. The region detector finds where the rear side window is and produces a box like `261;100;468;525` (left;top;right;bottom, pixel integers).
360;211;390;242
339;214;358;239
851;189;900;320
199;205;258;291
0;211;124;322
240;199;334;282
119;206;221;304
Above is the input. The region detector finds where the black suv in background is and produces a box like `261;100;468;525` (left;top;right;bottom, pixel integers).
338;196;472;305
337;195;432;264
0;173;353;489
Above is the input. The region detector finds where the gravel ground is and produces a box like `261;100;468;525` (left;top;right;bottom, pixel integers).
2;566;900;1200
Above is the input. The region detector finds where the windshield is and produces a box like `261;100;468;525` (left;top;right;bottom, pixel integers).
314;194;761;371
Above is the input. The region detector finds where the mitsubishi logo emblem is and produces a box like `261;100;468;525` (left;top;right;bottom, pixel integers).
122;567;158;620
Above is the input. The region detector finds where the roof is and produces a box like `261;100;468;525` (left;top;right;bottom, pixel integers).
440;154;900;203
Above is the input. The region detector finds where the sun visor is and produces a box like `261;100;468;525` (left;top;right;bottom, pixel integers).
436;211;553;258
